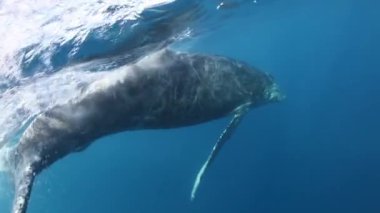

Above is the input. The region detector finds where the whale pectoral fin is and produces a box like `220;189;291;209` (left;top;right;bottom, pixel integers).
190;107;249;201
12;166;35;213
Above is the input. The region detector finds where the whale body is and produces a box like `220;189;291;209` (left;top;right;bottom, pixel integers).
8;49;283;213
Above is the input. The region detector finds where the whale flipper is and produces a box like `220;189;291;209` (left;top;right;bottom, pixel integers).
190;104;250;201
12;165;35;213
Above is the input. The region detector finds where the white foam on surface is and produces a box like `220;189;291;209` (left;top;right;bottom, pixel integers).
0;0;176;86
0;146;11;173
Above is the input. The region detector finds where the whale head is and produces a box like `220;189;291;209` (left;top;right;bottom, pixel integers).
180;52;285;114
136;49;286;121
235;65;285;107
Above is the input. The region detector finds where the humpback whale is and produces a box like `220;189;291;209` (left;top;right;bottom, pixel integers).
5;49;283;213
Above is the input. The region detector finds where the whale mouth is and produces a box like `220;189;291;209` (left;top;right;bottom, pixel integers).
266;83;285;102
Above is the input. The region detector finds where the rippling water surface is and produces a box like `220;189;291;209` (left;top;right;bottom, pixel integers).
0;0;203;150
1;0;379;213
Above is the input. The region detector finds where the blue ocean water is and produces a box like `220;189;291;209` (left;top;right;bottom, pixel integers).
1;0;379;213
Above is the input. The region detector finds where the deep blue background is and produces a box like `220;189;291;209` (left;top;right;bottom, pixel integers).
2;0;380;212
